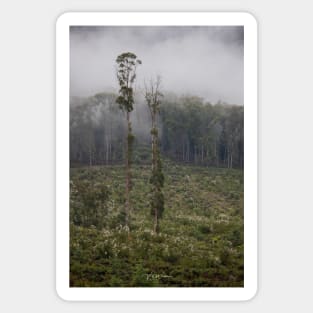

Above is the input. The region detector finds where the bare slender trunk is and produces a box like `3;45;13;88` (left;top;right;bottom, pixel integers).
201;144;204;163
187;140;190;162
109;119;112;162
230;152;233;169
214;140;218;167
89;147;92;167
151;115;158;233
151;116;156;170
154;207;158;233
106;135;109;165
125;111;130;227
224;147;227;168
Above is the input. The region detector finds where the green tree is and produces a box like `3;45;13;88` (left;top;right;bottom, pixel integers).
115;52;142;227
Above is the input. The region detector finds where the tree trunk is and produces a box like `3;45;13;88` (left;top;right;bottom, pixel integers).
106;135;109;165
125;111;130;227
187;140;190;162
154;206;158;233
230;152;233;169
201;144;204;164
151;114;158;233
109;119;113;162
215;140;218;167
89;147;92;167
151;116;156;170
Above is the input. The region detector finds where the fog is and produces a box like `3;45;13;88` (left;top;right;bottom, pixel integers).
70;26;243;105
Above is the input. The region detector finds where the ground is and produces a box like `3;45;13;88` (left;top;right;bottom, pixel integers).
70;161;244;287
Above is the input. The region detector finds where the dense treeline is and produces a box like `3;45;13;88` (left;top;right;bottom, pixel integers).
70;92;243;168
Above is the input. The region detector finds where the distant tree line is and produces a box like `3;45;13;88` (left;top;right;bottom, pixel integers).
70;93;243;169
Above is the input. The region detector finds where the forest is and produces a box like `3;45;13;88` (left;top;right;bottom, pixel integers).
70;52;244;287
70;93;243;169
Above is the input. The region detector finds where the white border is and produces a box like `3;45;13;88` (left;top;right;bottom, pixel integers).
56;12;258;301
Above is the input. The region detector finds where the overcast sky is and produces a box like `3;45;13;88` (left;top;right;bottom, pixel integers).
70;26;243;105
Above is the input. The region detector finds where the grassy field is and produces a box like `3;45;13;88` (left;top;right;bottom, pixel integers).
70;161;244;287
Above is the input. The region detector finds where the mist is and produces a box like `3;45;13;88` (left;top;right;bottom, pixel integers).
70;26;244;105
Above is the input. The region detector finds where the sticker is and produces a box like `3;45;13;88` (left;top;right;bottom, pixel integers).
56;12;258;301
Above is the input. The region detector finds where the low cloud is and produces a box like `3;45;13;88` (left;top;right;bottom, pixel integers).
70;26;243;105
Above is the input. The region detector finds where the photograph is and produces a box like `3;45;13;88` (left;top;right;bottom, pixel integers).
56;12;257;301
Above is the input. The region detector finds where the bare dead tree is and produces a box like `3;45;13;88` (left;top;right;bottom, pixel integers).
144;76;164;233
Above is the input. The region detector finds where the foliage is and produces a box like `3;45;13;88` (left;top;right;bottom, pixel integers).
70;93;243;168
70;163;243;287
115;52;142;112
70;178;110;229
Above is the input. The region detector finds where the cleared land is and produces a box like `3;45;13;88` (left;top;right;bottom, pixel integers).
70;161;244;287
